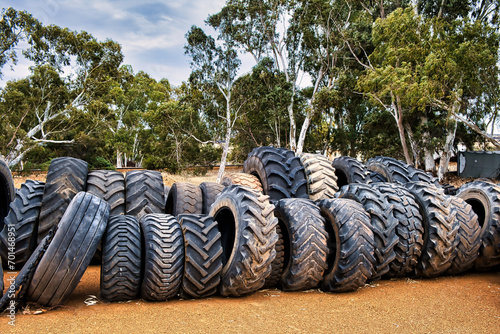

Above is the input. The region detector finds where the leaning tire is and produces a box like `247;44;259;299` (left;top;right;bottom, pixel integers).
165;182;203;216
317;198;376;292
456;180;500;270
209;185;278;297
221;172;263;193
125;170;165;219
0;180;45;267
199;182;225;214
37;157;88;243
100;215;141;302
178;214;223;299
140;214;184;301
331;156;371;188
298;153;338;200
86;170;125;216
367;156;440;186
275;198;329;291
404;182;459;277
27;192;109;306
0;157;15;228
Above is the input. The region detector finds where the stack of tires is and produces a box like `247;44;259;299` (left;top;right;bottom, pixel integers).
0;148;498;310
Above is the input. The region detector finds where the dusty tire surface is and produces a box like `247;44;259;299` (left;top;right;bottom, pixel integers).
165;182;203;216
27;192;110;307
456;180;500;270
100;215;141;302
37;157;88;243
331;156;371;188
404;182;460;277
221;172;263;193
86;170;125;216
445;196;481;275
0;180;45;267
317;198;376;292
209;185;278;297
275;198;329;291
125;170;165;219
140;213;184;301
178;214;223;299
199;182;225;214
262;223;285;289
298;153;338;200
0;157;15;227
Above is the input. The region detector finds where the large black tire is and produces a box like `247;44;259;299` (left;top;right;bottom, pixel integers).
165;182;203;216
404;182;460;277
335;183;399;279
178;214;223;299
262;224;285;289
0;157;15;228
370;183;424;277
199;182;225;214
278;148;308;199
37;157;88;243
125;170;165;219
456;180;500;270
331;156;371;188
0;180;45;267
317;198;376;292
221;172;263;193
100;215;141;302
367;156;440;186
445;196;481;275
86;170;125;216
275;198;329;291
209;185;278;297
243;146;290;201
140;213;184;301
27;192;110;306
298;153;338;200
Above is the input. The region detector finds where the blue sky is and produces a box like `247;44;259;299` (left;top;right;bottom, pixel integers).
1;0;227;86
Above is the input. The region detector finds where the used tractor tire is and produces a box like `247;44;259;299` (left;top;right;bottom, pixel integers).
278;148;308;199
221;172;263;193
140;214;184;301
199;182;225;214
404;182;459;277
0;157;15;228
209;185;278;297
165;182;203;216
100;215;142;302
331;156;371;188
178;214;223;299
125;170;165;219
298;153;338;200
367;156;440;187
317;198;376;292
0;180;45;267
27;192;110;307
275;198;329;291
86;170;125;216
37;157;88;243
335;183;399;279
445;196;481;275
371;183;424;277
262;224;285;289
456;180;500;270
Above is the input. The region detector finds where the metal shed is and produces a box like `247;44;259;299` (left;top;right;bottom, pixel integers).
458;151;500;178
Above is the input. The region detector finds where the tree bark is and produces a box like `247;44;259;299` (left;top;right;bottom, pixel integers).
437;120;457;181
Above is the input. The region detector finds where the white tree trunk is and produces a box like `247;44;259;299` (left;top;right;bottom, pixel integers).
116;150;123;168
437;121;458;181
424;148;435;172
217;100;232;183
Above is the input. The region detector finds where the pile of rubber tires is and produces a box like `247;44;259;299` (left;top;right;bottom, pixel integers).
0;148;498;309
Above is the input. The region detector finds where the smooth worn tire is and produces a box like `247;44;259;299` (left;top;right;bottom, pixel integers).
86;170;125;216
445;196;481;275
178;214;223;299
165;182;203;216
221;172;263;193
404;182;459;277
298;153;339;200
331;156;371;188
199;182;225;214
100;215;141;302
0;158;15;228
456;180;500;270
140;213;184;301
37;157;88;243
125;170;165;220
275;198;329;291
209;185;278;297
0;180;45;267
27;192;110;307
317;198;376;292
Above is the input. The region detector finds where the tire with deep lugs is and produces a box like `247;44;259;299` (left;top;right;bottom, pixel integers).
125;170;165;219
331;156;371;188
165;182;203;216
86;170;125;216
298;153;338;200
